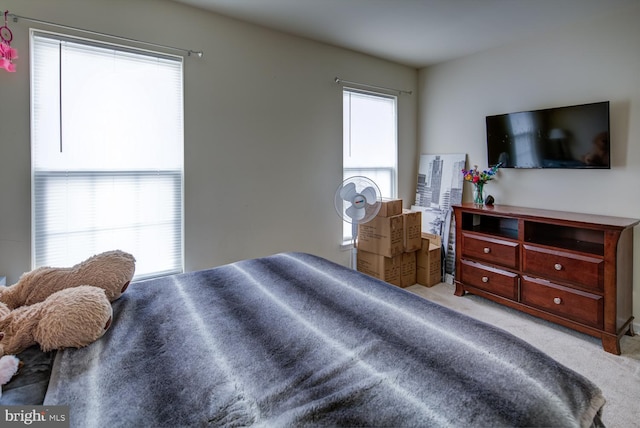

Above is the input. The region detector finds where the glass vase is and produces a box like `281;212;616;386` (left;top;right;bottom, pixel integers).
473;182;485;206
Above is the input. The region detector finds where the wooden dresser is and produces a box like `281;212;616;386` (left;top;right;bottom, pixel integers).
453;203;639;354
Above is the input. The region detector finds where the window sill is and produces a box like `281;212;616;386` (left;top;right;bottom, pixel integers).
340;241;354;251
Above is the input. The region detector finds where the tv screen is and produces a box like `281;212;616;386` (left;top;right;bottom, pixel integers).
486;101;610;169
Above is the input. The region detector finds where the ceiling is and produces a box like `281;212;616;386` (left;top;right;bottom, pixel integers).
173;0;638;68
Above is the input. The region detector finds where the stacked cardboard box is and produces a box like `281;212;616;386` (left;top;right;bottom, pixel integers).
356;199;422;288
402;209;422;252
356;250;402;286
416;232;442;287
357;211;403;258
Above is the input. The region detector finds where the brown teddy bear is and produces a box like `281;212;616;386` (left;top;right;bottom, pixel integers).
0;250;135;310
0;285;112;357
0;250;135;357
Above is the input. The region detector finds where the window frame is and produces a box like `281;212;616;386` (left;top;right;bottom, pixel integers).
30;29;185;280
341;87;398;242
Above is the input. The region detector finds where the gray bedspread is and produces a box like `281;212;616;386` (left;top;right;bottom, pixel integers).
44;252;605;427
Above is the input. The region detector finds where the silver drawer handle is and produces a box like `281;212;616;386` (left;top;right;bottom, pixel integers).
554;263;563;271
483;247;491;254
482;276;489;283
553;297;562;305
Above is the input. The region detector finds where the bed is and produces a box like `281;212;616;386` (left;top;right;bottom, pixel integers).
3;252;604;427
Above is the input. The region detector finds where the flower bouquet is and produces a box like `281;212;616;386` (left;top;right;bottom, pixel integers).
461;163;501;205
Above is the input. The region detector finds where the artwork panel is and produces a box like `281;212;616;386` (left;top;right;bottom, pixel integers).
414;153;466;278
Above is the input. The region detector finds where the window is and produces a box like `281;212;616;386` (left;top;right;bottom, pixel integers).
31;31;184;279
342;89;397;240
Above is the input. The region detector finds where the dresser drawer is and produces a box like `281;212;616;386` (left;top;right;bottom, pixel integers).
460;259;518;300
461;233;519;269
521;276;603;328
522;244;603;291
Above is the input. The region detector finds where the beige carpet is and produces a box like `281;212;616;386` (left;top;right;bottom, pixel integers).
406;283;640;428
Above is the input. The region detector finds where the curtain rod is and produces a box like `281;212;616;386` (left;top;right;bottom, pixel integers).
8;13;204;58
334;77;412;95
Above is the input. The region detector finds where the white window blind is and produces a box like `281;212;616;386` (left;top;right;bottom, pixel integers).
31;31;184;279
343;89;397;240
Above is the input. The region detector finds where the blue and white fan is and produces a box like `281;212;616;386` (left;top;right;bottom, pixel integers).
334;176;381;269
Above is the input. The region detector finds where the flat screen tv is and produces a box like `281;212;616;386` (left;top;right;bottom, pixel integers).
486;101;610;169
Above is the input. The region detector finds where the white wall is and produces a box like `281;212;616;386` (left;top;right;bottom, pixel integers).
0;0;417;282
418;5;640;328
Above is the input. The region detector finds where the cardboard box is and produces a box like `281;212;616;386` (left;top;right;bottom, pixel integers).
401;251;416;287
377;198;403;217
416;232;442;287
402;209;422;252
356;250;401;286
357;214;404;258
